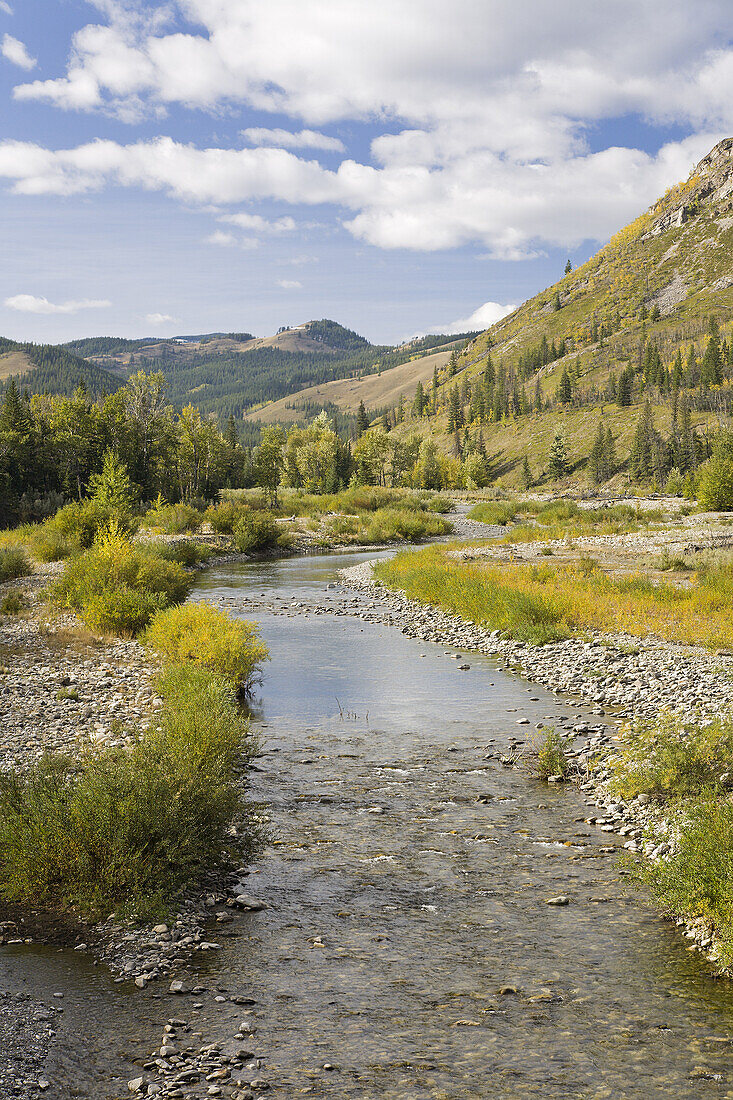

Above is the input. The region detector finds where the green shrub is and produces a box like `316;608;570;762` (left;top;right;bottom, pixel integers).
534;728;571;779
53;523;191;636
144;602;269;692
143;501;203;534
233;509;281;553
204;499;242;534
468;501;521;525
0;546;31;582
149;541;215;567
29;527;76;562
48;499;130;548
363;507;450;543
0;665;259;919
642;800;733;966
607;712;733;801
83;588;167;636
0;590;26;615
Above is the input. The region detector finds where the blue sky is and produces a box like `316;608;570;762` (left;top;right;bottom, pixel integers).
0;1;730;344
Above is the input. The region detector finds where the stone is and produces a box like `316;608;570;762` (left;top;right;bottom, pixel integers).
545;896;570;906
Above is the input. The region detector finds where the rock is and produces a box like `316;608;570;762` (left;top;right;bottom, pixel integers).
232;894;267;911
169;981;190;995
498;985;519;995
128;1078;145;1094
545;896;570;906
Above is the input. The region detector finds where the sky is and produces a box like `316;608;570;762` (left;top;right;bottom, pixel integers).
0;1;731;345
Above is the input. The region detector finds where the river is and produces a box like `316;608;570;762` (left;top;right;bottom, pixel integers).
5;548;733;1098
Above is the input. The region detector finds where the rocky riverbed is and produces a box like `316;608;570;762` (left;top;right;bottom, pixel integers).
333;557;733;971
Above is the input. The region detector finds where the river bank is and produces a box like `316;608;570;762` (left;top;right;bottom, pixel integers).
338;556;733;972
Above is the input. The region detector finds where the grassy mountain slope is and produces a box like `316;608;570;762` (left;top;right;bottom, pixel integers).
397;138;733;487
0;339;123;398
248;342;464;424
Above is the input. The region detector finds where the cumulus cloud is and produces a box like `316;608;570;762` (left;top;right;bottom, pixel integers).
277;279;302;289
0;133;717;255
2;34;36;70
441;301;516;335
242;128;345;153
4;294;110;314
4;2;733;257
0;3;13;16
145;312;176;324
206;230;237;246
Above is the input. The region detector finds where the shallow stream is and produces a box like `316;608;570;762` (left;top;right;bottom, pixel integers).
5;548;733;1098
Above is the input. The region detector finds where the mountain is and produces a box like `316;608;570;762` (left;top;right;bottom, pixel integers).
393;138;733;487
0;338;123;398
1;320;476;435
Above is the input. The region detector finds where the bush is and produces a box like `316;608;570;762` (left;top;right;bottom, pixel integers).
363;507;450;543
145;602;269;692
0;591;26;615
53;523;191;636
643;800;733;967
0;665;259;919
0;546;31;583
534;728;571;779
607;712;733;801
30;527;76;562
83;588;167;636
143;501;203;534
48;499;131;548
468;501;521;525
233;509;281;553
204;499;242;534
149;541;215;567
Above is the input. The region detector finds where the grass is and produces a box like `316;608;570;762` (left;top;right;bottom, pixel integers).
144;602;269;694
375;544;733;649
468;498;667;544
0;663;259;920
0;546;31;583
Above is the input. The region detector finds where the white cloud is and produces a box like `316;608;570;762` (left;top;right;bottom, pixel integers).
277;279;302;289
2;34;36;70
13;1;733;141
242;128;345;153
0;132;720;257
219;212;296;233
4;294;110;314
442;301;516;334
0;3;13;16
145;312;176;324
206;230;237;246
5;2;733;258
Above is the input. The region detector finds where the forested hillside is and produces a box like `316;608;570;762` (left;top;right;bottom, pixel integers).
0;338;122;398
385;138;733;490
0;320;474;431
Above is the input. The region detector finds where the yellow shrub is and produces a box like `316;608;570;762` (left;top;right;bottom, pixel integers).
144;602;269;692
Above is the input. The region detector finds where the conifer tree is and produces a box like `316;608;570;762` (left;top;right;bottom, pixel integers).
356;400;370;435
557;367;573;405
521;454;532;489
548;431;568;480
